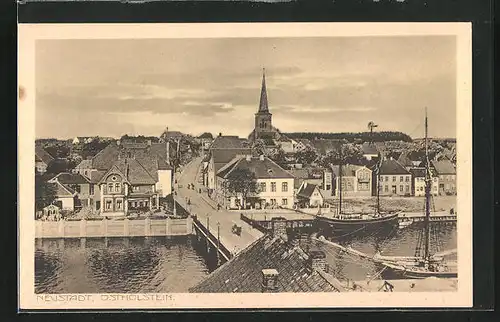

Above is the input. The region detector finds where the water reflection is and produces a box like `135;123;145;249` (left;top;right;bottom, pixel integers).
35;223;457;293
35;236;209;294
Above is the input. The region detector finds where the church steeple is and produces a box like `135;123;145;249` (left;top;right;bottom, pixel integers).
257;68;269;114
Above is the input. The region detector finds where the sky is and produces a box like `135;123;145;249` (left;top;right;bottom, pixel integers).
35;36;456;139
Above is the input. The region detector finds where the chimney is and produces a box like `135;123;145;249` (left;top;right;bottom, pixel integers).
259;155;265;161
219;132;222;137
271;217;287;241
261;269;279;293
308;250;328;273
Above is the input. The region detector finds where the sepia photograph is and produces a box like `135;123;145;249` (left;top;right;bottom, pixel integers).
18;23;472;309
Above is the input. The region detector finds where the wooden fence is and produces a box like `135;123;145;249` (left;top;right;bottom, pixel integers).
35;217;192;239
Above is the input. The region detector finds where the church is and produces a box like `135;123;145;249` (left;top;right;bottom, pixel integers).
248;69;282;144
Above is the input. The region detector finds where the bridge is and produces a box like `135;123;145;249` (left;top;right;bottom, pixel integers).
175;157;264;260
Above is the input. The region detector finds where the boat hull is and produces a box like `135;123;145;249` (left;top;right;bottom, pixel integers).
316;213;399;236
379;262;458;279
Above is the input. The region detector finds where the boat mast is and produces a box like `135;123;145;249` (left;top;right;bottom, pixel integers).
376;157;381;214
339;142;343;215
423;107;431;261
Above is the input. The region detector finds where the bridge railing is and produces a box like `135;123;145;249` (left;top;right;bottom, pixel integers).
191;215;232;261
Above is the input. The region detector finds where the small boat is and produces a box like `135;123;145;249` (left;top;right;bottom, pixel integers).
378;110;457;279
398;217;414;229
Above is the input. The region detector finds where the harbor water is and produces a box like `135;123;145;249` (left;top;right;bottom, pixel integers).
35;223;457;293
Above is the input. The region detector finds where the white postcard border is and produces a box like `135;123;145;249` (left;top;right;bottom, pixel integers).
18;22;472;310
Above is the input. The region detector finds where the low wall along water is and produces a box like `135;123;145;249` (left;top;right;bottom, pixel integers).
35;217;193;238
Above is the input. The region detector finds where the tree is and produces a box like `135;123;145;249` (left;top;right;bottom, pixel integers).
295;148;318;166
268;148;287;168
46;158;77;176
35;172;57;212
318;143;365;167
81;140;110;159
223;168;258;209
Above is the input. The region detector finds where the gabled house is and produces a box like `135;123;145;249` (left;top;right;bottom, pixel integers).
374;159;412;196
72;139;173;215
214;155;295;210
296;182;324;207
330;164;372;197
35;146;54;174
431;159;456;195
48;172;92;210
205;135;252;190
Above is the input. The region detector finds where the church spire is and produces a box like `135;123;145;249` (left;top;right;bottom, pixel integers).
258;68;269;114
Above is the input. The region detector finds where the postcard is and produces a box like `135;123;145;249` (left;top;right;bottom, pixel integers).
18;22;472;310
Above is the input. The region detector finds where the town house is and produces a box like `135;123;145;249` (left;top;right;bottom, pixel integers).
296;182;324;207
431;159;457;195
214;155;295;210
409;167;439;197
374;159;412;196
73;139;173;215
330;164;372;197
48;172;92;211
204;135;252;191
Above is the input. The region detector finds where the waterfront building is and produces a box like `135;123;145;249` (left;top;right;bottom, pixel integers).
70;139;173;215
214;155;295;210
431;159;456;195
296;182;324;207
373;159;412;196
35;145;54;174
48;172;92;210
330;164;372;197
189;218;343;293
409;167;439;197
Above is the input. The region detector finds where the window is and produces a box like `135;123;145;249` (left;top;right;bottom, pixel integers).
392;176;396;182
270;199;276;205
114;182;121;193
260;182;266;192
385;176;389;182
282;198;288;206
326;184;331;190
400;176;403;182
271;182;276;192
405;176;410;182
84;170;88;177
116;199;122;210
282;182;288;192
105;200;112;210
400;185;404;192
384;185;388;192
107;183;113;193
90;184;94;195
405;185;410;192
72;184;81;193
380;176;383;182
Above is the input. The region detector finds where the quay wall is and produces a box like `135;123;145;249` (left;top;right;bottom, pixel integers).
35;217;192;239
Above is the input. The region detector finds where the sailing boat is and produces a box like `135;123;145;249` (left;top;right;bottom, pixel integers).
316;140;399;235
376;110;458;279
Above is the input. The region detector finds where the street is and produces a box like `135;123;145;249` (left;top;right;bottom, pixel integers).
175;157;264;255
